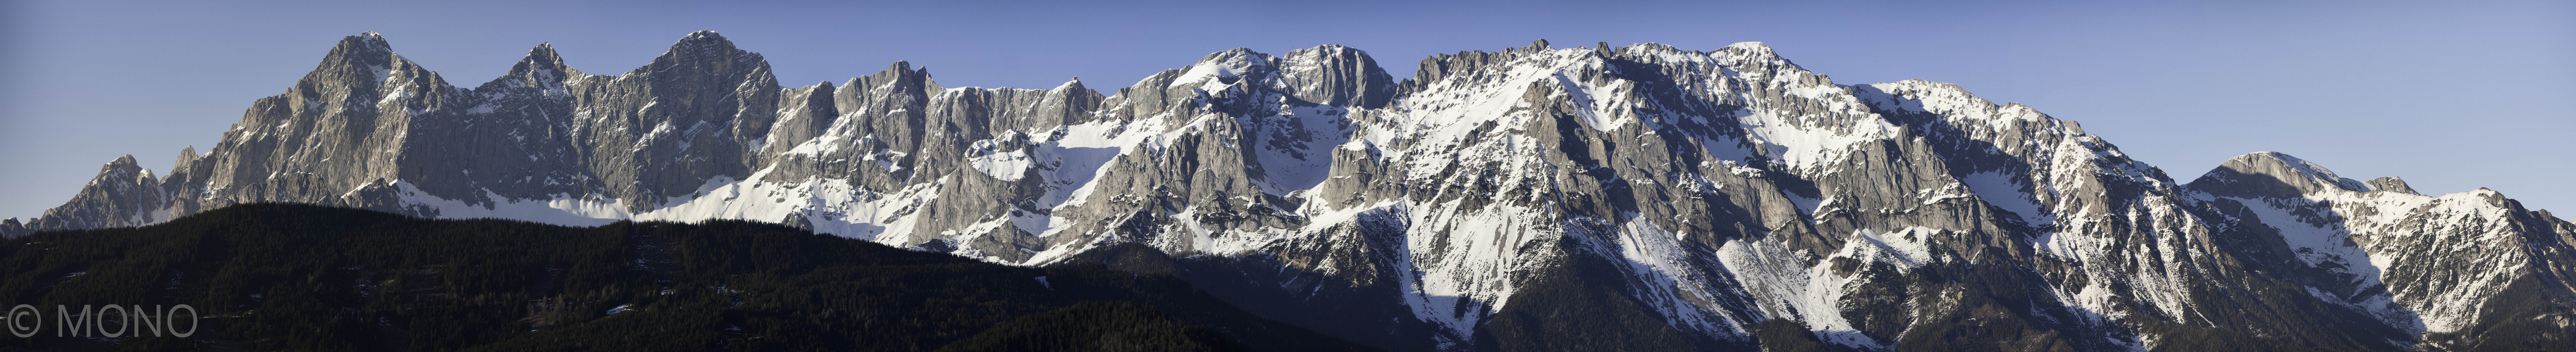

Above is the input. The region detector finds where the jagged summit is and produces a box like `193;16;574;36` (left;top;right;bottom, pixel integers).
1614;42;1691;55
2367;176;2420;194
884;61;928;76
1192;47;1275;72
1713;41;1794;68
1720;41;1779;57
339;32;391;51
1166;48;1276;92
483;42;578;90
677;30;729;46
650;30;756;70
97;154;142;177
313;32;399;76
2190;151;2373;197
1281;44;1395;108
168;146;199;180
519;42;565;66
849;61;939;94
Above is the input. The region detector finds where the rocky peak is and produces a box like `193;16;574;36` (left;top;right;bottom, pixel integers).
1398;43;1582;95
1720;42;1776;56
1607;42;1691;61
856;61;937;92
169;146;199;176
1856;79;2062;125
2188;151;2371;198
484;43;579;90
1053;77;1090;95
522;42;563;64
292;32;469;118
331;32;394;58
2367;176;2420;195
307;32;400;84
638;30;765;82
1713;42;1795;69
97;154;144;181
839;61;940;116
671;30;734;51
1279;44;1395;108
1035;77;1104;127
1170;48;1276;90
763;81;841;156
794;81;837;108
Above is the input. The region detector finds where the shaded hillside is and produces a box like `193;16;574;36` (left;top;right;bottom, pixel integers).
0;203;1372;351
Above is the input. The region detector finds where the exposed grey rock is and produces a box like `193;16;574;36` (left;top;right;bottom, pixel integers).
2368;176;2420;195
1279;45;1396;108
760;81;838;159
2188;151;2371;198
20;155;166;233
561;30;780;212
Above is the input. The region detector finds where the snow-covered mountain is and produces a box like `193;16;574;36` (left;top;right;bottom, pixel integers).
7;32;2570;351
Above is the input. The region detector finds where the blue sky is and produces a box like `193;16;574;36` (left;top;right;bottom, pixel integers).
2;0;2569;218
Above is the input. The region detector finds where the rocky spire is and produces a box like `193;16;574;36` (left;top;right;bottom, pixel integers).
1028;77;1104;130
481;42;580;91
650;31;758;76
335;32;393;58
19;155;166;234
311;32;396;80
1056;76;1087;92
173;146;197;168
761;81;840;156
99;154;145;181
167;145;198;177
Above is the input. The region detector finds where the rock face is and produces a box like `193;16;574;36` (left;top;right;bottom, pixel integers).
7;32;2572;351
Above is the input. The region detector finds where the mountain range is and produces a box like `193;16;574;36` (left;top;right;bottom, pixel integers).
6;32;2570;351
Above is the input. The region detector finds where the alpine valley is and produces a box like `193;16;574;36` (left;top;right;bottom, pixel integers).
6;32;2572;351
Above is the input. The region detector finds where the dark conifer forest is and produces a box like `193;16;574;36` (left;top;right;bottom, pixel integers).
0;204;1372;351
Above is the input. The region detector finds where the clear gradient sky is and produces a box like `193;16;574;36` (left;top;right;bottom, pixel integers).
2;0;2569;219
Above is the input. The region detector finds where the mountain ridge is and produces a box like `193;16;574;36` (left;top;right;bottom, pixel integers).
6;32;2569;351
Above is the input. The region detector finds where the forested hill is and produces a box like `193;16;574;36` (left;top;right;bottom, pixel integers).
0;203;1372;351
